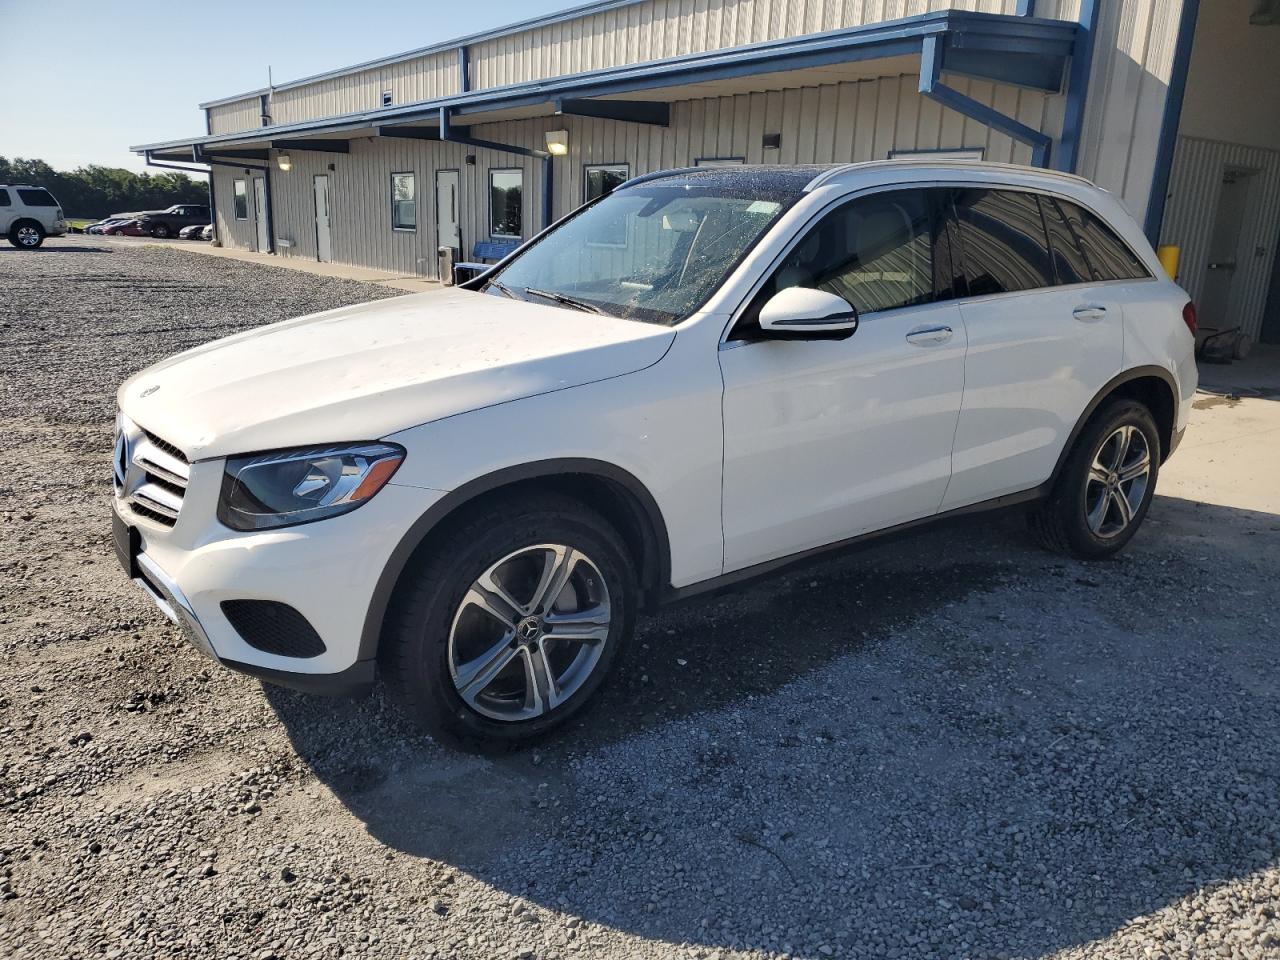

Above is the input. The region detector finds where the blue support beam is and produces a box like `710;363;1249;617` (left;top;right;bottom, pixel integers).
1054;0;1099;174
918;35;1052;168
439;108;554;231
556;97;670;126
459;45;470;92
1144;0;1201;243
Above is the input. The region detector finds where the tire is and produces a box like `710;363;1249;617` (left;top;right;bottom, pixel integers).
150;223;171;239
8;221;45;249
1030;398;1161;560
382;493;637;747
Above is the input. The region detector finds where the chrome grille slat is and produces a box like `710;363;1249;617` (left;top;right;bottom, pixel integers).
115;416;188;528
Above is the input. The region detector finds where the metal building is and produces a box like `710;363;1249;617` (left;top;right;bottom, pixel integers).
133;0;1280;345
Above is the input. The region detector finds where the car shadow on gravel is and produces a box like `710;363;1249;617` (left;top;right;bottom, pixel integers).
266;499;1280;959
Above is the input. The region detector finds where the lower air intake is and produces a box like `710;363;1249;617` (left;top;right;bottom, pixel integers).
221;600;326;659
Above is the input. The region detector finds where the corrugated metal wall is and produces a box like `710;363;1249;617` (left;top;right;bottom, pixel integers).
208;98;262;135
269;49;459;126
1159;135;1280;340
210;166;269;251
247;71;1060;279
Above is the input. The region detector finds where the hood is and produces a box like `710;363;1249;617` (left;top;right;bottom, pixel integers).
118;289;674;461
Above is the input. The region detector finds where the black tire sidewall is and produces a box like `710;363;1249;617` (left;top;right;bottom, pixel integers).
388;504;635;745
1058;400;1161;558
151;223;171;238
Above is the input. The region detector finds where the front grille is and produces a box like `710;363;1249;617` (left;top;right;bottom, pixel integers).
118;423;190;528
221;600;327;659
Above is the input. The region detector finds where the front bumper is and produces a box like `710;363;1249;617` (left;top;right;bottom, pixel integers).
111;477;445;696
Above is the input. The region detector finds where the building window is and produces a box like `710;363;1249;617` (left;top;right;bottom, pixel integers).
233;180;248;220
695;157;745;167
382;90;393;107
489;169;523;239
584;164;629;202
391;172;416;231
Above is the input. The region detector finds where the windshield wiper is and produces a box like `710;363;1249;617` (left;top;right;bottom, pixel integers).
485;278;520;300
523;287;608;315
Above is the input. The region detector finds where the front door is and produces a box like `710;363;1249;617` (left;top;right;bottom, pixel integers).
313;174;332;263
1200;167;1253;330
436;169;461;258
719;188;967;572
252;178;270;253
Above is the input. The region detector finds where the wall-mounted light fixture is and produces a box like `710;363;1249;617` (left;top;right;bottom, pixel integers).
276;153;292;172
544;129;569;156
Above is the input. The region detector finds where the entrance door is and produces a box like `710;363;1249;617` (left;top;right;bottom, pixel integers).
252;178;270;253
313;175;332;263
1200;168;1254;330
436;169;461;256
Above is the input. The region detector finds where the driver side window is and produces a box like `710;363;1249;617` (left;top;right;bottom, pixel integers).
734;188;945;339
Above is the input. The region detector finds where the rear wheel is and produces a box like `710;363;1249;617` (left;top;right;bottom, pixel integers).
382;493;636;746
8;221;45;249
1030;399;1160;559
150;223;172;239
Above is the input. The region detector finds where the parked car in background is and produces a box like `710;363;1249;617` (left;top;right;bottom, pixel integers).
0;184;67;248
136;204;210;239
87;217;130;235
111;162;1197;745
200;224;214;241
178;223;210;240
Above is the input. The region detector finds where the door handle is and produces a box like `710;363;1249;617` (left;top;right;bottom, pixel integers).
905;324;953;345
1072;305;1108;323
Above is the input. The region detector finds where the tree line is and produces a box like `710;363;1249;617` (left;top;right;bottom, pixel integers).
0;156;208;220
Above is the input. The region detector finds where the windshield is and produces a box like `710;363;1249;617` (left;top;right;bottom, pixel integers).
486;178;802;324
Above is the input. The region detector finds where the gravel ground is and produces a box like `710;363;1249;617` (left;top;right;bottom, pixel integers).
2;237;1278;960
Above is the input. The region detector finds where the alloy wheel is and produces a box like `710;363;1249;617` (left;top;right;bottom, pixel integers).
447;543;611;722
17;226;39;247
1085;424;1151;538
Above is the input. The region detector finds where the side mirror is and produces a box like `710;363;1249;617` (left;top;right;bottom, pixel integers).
758;286;859;340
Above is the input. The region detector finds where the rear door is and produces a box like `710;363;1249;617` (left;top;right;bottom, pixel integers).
940;187;1124;510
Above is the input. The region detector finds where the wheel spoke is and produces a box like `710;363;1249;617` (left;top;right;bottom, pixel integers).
455;637;519;700
521;644;559;714
1110;487;1134;527
543;603;611;644
1111;426;1133;470
1086;489;1110;533
528;546;579;614
462;584;520;631
1088;466;1111;487
1119;453;1150;483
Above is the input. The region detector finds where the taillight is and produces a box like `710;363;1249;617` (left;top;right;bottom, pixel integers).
1182;301;1197;336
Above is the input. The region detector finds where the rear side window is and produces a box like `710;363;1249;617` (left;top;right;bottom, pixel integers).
17;188;58;207
0;189;10;207
951;188;1055;296
1039;195;1092;286
1056;199;1151;281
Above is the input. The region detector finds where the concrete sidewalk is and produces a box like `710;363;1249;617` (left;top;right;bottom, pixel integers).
75;234;443;293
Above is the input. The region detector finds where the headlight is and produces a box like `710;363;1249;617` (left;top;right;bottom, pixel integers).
218;442;405;531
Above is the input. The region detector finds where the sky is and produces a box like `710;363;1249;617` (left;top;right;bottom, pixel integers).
0;0;572;173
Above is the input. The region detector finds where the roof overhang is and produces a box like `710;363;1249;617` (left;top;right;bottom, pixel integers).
134;10;1077;156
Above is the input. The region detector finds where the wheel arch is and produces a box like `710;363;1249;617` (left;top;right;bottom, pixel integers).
1050;366;1180;487
358;458;672;662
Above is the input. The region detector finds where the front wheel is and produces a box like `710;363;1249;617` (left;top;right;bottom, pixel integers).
382;493;636;746
1030;399;1161;560
8;221;45;249
150;223;172;239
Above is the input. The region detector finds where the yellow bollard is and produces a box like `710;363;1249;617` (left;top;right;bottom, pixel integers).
1156;245;1180;280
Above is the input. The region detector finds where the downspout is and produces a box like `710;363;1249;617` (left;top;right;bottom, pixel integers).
918;35;1052;168
439;107;554;231
1054;0;1099;174
1144;0;1202;244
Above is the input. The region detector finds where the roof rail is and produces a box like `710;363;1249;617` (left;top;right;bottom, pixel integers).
804;159;1095;191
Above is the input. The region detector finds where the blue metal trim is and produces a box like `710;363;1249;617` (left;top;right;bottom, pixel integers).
263;165;276;254
459;45;470;92
1054;0;1098;173
143;11;1077;155
1144;0;1201;243
941;47;1066;91
204;110;212;136
269;139;351;153
918;36;1052;168
259;93;271;127
1016;0;1036;15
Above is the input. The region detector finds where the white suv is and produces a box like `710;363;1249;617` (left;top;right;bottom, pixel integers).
0;184;66;248
112;162;1197;744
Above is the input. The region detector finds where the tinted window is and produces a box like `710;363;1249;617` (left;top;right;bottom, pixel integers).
584;164;629;202
1040;195;1092;286
1057;199;1150;281
489;169;523;238
17;188;58;207
0;189;10;207
952;188;1055;296
233;180;248;220
391;172;416;230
